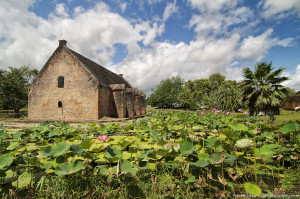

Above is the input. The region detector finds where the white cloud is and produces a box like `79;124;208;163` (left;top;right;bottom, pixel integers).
54;3;69;18
163;0;178;21
0;1;164;69
262;0;300;19
282;65;300;91
0;0;298;95
188;0;238;12
239;29;294;61
119;2;127;13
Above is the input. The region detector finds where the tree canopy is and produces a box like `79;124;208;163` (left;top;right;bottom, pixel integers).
0;66;38;112
240;62;288;122
147;76;184;108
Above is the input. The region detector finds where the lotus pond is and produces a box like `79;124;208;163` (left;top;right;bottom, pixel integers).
0;110;299;198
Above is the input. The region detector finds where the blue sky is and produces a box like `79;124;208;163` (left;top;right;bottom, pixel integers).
0;0;300;94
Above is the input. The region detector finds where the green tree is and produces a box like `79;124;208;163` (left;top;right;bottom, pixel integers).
209;73;226;91
241;62;288;122
147;76;184;108
178;79;210;108
0;66;38;113
209;85;241;111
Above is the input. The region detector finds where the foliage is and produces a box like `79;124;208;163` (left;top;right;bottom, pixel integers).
0;66;38;112
209;85;242;111
241;62;289;122
147;76;184;108
0;110;299;197
178;79;210;108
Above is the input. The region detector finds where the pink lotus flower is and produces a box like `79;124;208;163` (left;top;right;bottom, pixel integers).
98;135;109;142
244;111;248;115
64;118;70;123
201;112;205;115
237;109;242;112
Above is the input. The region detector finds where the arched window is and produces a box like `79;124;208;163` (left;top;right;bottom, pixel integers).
58;76;64;88
58;101;63;107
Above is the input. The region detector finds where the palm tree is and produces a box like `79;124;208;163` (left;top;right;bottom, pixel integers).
241;62;289;122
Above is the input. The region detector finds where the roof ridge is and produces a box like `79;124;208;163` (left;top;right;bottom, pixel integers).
68;48;132;88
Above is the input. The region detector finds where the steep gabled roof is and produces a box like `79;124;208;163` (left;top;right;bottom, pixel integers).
69;48;132;88
31;40;132;89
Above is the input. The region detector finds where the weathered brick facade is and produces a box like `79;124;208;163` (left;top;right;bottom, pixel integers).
28;40;146;120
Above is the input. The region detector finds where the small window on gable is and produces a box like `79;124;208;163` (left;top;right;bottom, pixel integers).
58;76;64;88
58;101;62;108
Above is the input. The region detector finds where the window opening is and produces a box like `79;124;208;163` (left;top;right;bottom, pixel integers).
58;101;62;108
58;76;64;88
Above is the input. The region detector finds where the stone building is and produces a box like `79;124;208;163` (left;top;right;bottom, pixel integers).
28;40;146;120
284;91;300;110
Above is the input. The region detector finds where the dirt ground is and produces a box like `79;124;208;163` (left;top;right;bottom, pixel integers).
0;116;143;130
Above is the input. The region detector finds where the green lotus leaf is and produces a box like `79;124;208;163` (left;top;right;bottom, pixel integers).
0;131;8;139
230;123;248;132
198;153;210;161
28;157;43;166
150;131;158;141
173;125;184;130
192;159;209;167
98;165;109;175
120;159;136;175
225;153;236;165
70;145;85;155
0;154;14;169
121;151;131;160
258;144;279;158
262;132;275;140
42;147;52;156
280;122;296;134
55;161;84;176
50;142;70;157
12;172;31;188
210;152;224;165
80;140;94;149
6;142;20;150
105;146;122;162
12;132;25;139
235;139;253;149
205;137;218;148
180;141;194;155
244;182;261;195
185;176;195;184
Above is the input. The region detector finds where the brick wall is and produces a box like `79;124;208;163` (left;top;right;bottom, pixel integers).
28;48;99;120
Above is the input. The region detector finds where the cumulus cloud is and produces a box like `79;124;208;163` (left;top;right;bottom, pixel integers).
262;0;300;19
0;0;164;69
163;0;178;21
282;65;300;91
0;0;298;95
119;2;127;13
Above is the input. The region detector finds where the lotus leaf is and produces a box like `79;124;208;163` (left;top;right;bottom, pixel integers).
120;159;136;175
12;172;31;188
280;122;297;134
180;141;194;155
210;153;224;165
235;139;253;149
50;142;70;157
0;131;8;139
230;123;248;132
6;142;20;151
70;145;84;155
192;159;209;167
55;161;84;176
205;137;218;148
0;154;14;169
198;153;210;160
244;182;261;195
